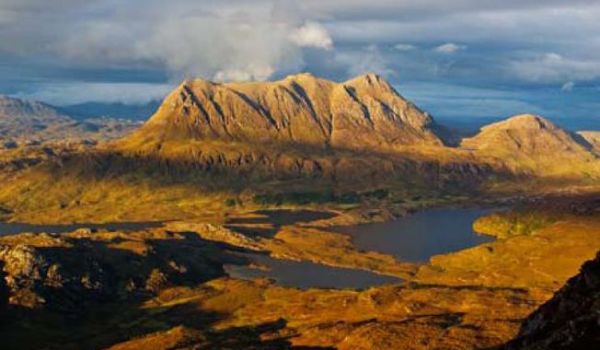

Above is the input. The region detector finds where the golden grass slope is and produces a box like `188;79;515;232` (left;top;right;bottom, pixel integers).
460;114;600;176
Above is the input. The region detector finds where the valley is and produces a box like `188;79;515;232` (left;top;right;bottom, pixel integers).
0;74;599;349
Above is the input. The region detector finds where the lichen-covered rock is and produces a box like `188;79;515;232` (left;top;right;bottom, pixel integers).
0;245;49;307
0;229;232;313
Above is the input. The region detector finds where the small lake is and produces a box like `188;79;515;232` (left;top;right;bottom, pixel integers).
0;221;163;236
225;253;400;290
334;207;499;263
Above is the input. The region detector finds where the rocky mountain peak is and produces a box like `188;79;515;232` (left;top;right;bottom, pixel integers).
122;73;444;154
344;73;393;91
459;113;599;174
492;114;557;131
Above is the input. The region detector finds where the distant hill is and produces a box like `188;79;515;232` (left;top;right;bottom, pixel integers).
0;95;139;146
0;95;72;138
60;100;161;121
460;114;599;174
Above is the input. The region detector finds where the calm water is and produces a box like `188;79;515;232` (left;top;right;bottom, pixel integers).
0;221;163;236
335;207;499;263
224;253;400;289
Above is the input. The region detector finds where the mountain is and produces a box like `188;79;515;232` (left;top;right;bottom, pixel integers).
61;100;161;121
460;114;599;174
120;73;444;154
0;95;139;146
506;251;600;349
579;131;600;155
0;95;71;139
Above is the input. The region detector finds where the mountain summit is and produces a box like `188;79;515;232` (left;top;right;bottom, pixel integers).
461;114;590;155
460;114;598;173
122;73;443;153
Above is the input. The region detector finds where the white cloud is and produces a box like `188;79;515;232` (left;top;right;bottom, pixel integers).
510;53;600;83
2;0;600;92
12;82;174;105
334;44;395;78
561;81;575;91
50;5;334;83
434;43;466;54
214;65;275;82
289;21;333;49
393;43;416;51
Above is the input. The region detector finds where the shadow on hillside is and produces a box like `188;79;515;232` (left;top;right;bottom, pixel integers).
26;140;511;192
0;230;312;349
225;209;336;238
0;143;522;222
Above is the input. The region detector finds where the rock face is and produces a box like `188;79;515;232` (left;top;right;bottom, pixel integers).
506;251;600;349
122;73;443;153
0;230;232;311
0;242;110;308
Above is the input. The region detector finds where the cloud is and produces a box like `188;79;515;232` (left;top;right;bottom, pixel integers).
510;53;600;83
334;44;395;78
289;21;333;49
434;43;466;54
393;43;416;51
561;81;575;91
57;4;334;82
214;65;275;82
2;0;600;126
12;82;174;105
0;1;334;83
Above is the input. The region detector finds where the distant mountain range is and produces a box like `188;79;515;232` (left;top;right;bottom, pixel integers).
59;100;161;121
0;95;140;146
0;72;597;227
1;74;599;206
114;73;599;179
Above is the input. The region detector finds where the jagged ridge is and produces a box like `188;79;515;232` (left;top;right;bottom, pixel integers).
121;73;443;153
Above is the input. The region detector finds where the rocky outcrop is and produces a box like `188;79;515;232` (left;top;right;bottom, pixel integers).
0;230;236;311
121;73;443;154
506;251;600;349
0;242;110;308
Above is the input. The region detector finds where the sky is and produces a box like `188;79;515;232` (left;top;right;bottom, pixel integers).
1;0;600;130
